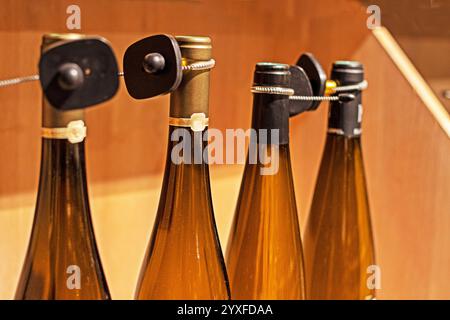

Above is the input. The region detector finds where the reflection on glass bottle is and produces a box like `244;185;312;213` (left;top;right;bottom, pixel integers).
303;61;376;300
135;36;230;300
15;34;110;300
226;63;306;299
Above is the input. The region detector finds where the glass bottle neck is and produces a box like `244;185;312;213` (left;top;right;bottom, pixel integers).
37;97;89;215
323;133;363;163
166;126;209;166
36;138;89;214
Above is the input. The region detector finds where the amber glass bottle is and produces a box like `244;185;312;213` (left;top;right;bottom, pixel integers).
15;34;110;300
303;61;376;300
135;36;230;300
226;63;306;299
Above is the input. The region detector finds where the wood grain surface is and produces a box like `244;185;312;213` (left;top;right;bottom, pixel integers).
0;0;448;299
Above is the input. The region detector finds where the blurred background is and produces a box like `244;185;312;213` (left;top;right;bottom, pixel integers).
0;0;449;299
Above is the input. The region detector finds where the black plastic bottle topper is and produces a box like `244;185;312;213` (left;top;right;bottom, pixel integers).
295;53;327;110
123;34;182;99
288;53;327;117
39;38;119;110
288;65;313;116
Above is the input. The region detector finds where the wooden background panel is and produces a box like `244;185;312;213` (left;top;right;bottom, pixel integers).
359;0;450;112
0;0;370;193
1;0;449;300
0;0;370;299
397;36;450;111
352;34;450;299
0;0;367;298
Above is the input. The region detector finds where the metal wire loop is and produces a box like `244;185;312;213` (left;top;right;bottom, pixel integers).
181;59;216;71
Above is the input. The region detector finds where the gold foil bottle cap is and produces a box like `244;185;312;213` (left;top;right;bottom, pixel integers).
170;36;212;119
42;33;86;50
175;36;212;50
176;35;212;69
